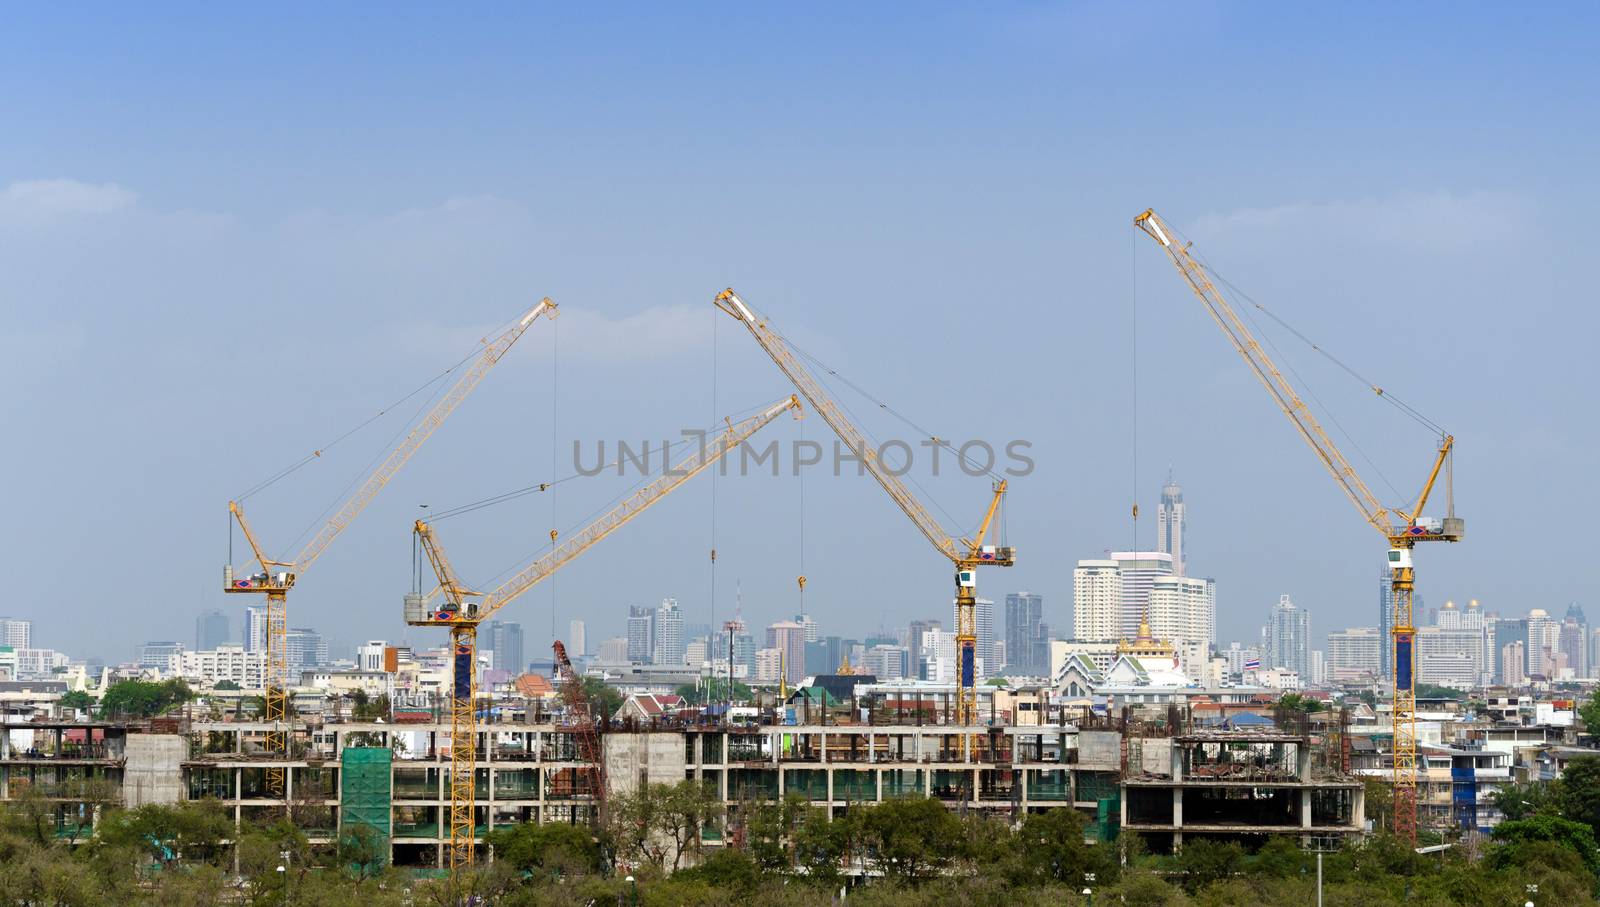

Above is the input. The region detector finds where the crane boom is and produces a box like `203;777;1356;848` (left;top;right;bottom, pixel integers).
408;393;804;871
224;296;556;800
1134;208;1462;844
713;288;1013;737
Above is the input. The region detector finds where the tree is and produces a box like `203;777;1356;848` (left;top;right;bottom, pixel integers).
98;679;192;718
1492;814;1600;878
1176;839;1244;893
58;690;94;712
96;800;233;869
485;820;602;877
1491;779;1559;822
1275;693;1324;713
859;797;964;882
581;677;623;718
1560;756;1600;831
213;679;240;691
1581;688;1600;737
1012;806;1119;887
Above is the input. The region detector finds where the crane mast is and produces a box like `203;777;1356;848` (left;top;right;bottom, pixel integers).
714;288;1013;732
1134;209;1462;843
225;297;556;797
409;394;803;871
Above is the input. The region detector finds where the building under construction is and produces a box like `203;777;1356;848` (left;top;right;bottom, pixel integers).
3;699;1364;867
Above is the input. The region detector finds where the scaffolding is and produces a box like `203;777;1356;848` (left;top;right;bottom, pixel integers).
340;747;392;868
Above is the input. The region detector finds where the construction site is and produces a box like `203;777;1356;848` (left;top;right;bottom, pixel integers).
1;215;1447;882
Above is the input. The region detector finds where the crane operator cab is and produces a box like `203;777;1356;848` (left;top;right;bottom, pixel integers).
1387;548;1413;575
404;593;480;626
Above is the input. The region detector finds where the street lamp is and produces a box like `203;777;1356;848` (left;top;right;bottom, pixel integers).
1081;887;1093;907
626;874;638;906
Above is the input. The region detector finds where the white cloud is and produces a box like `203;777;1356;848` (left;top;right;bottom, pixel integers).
1191;192;1535;255
0;179;137;219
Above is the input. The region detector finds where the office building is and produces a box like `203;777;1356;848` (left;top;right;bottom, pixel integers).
597;637;630;663
1157;472;1187;576
863;644;909;681
1003;592;1048;675
908;618;941;678
1147;575;1215;671
1561;603;1587;678
0;618;32;649
1327;627;1383;681
244;606;268;654
1110;551;1174;638
357;641;387;673
766;621;807;685
1528;610;1560;677
195;609;230;651
794;613;819;643
969;596;997;679
487;620;524;675
1265;594;1309;677
1073;560;1123;641
284;628;329;674
139;641;184;671
1494;618;1529;684
626;606;654;663
174;645;268;689
568;619;587;657
1500;641;1527;686
654;599;685;664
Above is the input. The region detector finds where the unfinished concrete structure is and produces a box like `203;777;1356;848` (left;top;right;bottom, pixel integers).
1121;725;1364;852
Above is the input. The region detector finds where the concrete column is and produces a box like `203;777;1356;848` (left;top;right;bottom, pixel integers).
876;769;883;803
820;732;828;763
1173;787;1183;830
1301;789;1313;829
826;769;834;818
1172;741;1183;781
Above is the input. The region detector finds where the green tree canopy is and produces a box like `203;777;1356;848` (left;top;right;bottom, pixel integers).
98;679;192;719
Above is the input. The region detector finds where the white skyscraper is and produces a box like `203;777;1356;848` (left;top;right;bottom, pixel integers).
242;607;270;654
0;617;32;649
966;596;996;679
569;619;587;657
357;640;387;672
1327;627;1383;680
654;599;685;664
1073;560;1123;641
1147;574;1215;669
1265;594;1310;677
1110;551;1174;638
1157;472;1186;577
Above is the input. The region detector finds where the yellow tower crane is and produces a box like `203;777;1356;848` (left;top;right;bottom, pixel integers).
225;298;557;797
714;288;1013;735
1134;209;1462;842
408;394;804;871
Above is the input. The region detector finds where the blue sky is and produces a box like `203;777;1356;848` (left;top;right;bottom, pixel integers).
3;4;1597;664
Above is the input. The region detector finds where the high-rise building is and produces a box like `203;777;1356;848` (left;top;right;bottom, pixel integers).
1562;603;1588;678
1109;551;1174;638
908;618;941;679
654;599;685;664
568;619;587;657
1004;592;1048;675
1073;560;1122;641
1528;610;1560;678
488;620;525;675
139;641;183;671
1494;618;1529;683
195;609;230;651
794;613;819;643
863;644;909;680
284;628;328;673
597;637;630;663
244;606;268;654
968;596;997;679
1501;641;1527;686
357;640;387;672
1265;594;1309;677
0;617;33;649
1327;627;1383;680
626;606;654;663
766;621;807;685
1147;575;1215;659
1157;472;1187;577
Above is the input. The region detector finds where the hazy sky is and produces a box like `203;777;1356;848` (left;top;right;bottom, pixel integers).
4;5;1596;665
